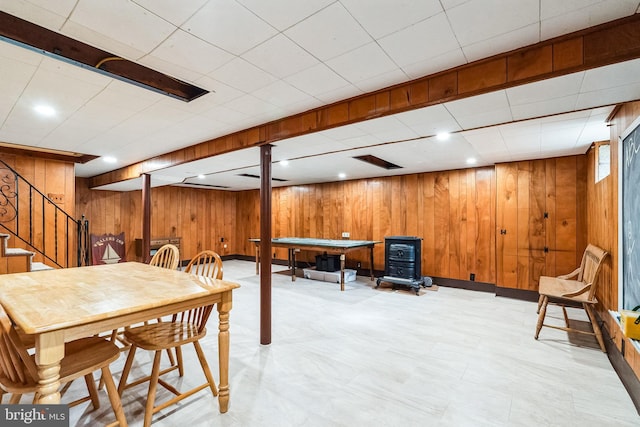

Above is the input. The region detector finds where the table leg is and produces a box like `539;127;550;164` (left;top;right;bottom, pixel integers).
217;292;232;413
35;331;65;404
369;246;375;281
291;249;297;281
340;254;346;291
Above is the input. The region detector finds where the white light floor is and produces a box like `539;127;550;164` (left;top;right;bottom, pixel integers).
57;260;639;426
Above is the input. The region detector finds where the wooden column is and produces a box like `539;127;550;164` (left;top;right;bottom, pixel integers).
260;145;272;345
142;173;151;263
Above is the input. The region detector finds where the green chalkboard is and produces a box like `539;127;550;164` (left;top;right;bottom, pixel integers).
622;118;640;310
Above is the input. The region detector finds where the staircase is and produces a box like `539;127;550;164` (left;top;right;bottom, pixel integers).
0;160;89;273
0;233;52;273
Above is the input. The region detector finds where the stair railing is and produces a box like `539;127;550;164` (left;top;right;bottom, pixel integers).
0;159;89;268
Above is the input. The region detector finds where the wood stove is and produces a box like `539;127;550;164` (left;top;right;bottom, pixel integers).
376;236;430;295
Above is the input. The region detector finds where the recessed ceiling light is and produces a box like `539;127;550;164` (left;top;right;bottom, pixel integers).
197;174;206;179
466;158;477;165
279;160;289;166
34;104;56;117
436;132;450;141
338;173;346;179
103;156;117;164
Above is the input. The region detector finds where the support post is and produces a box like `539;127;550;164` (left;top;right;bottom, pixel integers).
142;173;151;263
260;145;272;345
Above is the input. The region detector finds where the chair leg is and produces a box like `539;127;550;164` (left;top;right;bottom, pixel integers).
118;345;138;396
535;296;548;339
193;341;218;397
10;394;22;404
562;305;570;327
101;366;128;427
144;351;163;427
584;304;607;353
536;294;544;314
84;373;101;409
176;346;184;377
165;348;176;367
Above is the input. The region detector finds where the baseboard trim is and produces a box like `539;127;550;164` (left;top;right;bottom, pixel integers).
432;277;495;293
495;286;540;302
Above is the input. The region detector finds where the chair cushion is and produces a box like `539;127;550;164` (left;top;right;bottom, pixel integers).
124;322;206;351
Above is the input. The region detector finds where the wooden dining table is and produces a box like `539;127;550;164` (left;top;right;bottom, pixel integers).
0;262;240;413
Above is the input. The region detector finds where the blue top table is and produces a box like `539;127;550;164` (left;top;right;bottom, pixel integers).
249;237;381;291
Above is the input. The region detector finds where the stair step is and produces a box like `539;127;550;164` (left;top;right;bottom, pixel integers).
5;248;35;257
31;262;54;271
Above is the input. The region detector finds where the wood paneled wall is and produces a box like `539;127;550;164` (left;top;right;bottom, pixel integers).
236;168;497;285
591;101;640;379
75;180;237;263
0;153;75;263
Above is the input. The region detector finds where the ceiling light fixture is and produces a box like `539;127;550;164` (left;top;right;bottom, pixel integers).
103;156;117;164
279;160;289;166
436;132;450;141
197;174;206;179
338;173;347;179
466;158;477;165
34;104;56;117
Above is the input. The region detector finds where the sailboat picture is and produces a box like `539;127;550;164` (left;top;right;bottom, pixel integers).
101;243;121;264
90;232;125;265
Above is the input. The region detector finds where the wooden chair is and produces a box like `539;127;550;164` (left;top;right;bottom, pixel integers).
535;244;609;352
0;304;127;426
149;243;180;270
117;250;223;427
110;244;181;345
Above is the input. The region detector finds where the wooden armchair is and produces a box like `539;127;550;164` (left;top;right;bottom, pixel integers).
535;244;609;352
0;305;127;426
117;250;223;427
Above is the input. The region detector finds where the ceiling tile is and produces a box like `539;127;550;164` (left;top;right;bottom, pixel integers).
540;0;640;40
66;0;176;55
341;0;443;39
181;0;278;55
141;29;235;78
396;104;461;136
132;0;209;27
284;63;351;97
284;2;372;61
461;24;540;63
0;0;76;30
445;91;513;129
401;48;466;80
580;59;640;92
353;68;409;93
242;34;320;79
211;57;279;92
446;0;539;46
355;116;418;142
510;95;579;121
379;12;459;67
576;83;640;110
507;73;584;105
252;80;317;108
326;42;400;84
237;0;334;31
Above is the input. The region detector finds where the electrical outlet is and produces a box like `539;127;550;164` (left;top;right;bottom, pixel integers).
470;273;476;281
357;262;361;268
220;237;225;242
341;232;350;238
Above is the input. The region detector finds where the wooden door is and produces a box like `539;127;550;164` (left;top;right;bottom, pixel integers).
496;156;586;291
